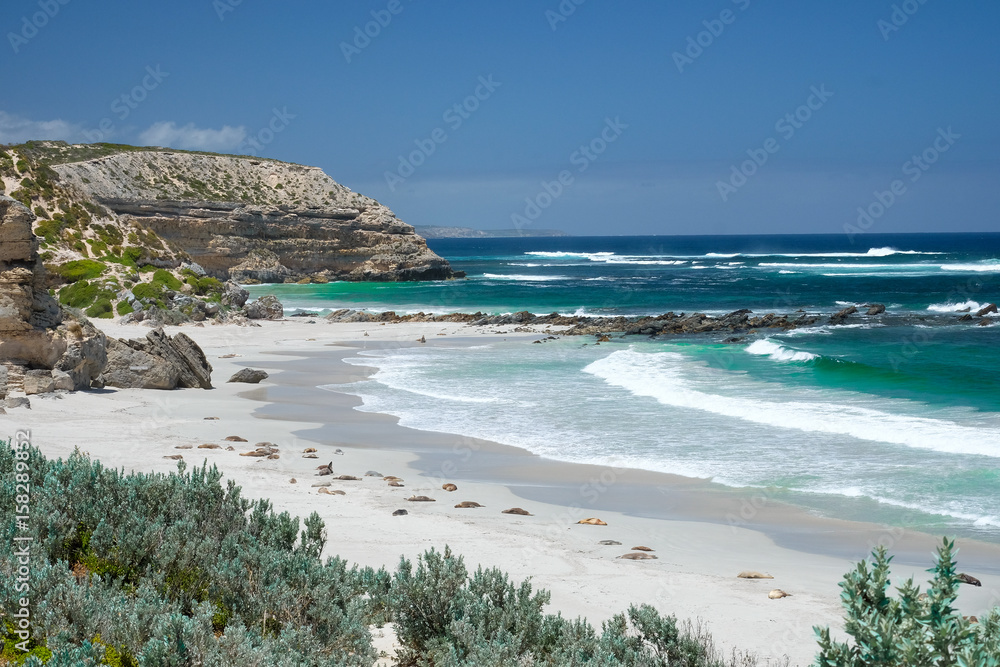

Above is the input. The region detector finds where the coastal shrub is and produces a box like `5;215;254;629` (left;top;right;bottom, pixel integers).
58;280;100;308
130;282;165;308
152;268;183;291
84;298;114;319
0;445;379;666
814;539;1000;666
116;300;134;316
56;259;106;282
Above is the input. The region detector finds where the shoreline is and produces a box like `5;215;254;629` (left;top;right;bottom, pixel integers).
8;319;1000;665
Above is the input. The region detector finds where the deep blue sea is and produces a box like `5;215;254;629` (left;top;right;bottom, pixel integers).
248;233;1000;542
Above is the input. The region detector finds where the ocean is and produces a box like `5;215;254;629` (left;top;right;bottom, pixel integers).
248;233;1000;542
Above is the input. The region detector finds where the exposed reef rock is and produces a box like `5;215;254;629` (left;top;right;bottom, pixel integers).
52;151;461;283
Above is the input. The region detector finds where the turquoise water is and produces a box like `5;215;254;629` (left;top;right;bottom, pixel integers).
248;233;1000;541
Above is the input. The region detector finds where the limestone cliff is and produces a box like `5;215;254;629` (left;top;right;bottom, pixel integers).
47;147;458;283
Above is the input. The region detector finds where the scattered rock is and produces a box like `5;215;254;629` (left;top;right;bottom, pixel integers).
976;304;997;317
597;334;611;342
52;369;75;391
198;443;221;449
228;368;269;384
244;294;284;320
455;501;483;508
204;417;219;420
577;518;607;526
23;369;55;395
2;397;30;410
220;281;249;308
737;571;774;579
224;435;247;441
830;306;857;324
768;589;791;599
311;482;331;488
442;483;458;492
392;509;408;516
619;552;657;560
631;546;654;552
958;573;982;587
501;508;532;516
866;303;886;316
958;314;973;322
407;495;435;502
101;329;213;390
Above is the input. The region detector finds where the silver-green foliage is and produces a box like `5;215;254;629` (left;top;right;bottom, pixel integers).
814;539;1000;666
0;445;378;666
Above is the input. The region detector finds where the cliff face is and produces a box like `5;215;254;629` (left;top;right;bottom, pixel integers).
50;150;458;283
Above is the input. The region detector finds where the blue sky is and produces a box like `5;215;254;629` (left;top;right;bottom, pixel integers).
2;0;998;236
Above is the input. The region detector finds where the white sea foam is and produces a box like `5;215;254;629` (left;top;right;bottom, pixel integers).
940;262;1000;273
481;273;568;281
745;339;818;362
927;300;986;313
583;348;1000;457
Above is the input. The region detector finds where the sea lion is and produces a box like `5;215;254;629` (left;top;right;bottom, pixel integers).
204;417;219;420
289;478;296;484
225;446;235;451
316;462;333;476
163;454;183;460
442;483;458;492
631;546;654;552
225;436;248;442
768;589;791;599
577;518;607;526
502;508;532;516
302;453;318;459
455;501;483;508
318;488;332;495
384;476;403;481
598;540;622;546
240;450;269;457
737;571;774;579
407;495;436;502
303;447;317;453
267;454;279;460
198;444;221;449
311;482;330;487
392;509;408;516
334;448;344;455
619;552;657;560
175;445;193;450
365;470;383;477
336;475;361;481
958;573;982;587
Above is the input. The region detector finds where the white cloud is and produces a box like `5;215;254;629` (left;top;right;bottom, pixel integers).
0;111;81;143
138;121;247;152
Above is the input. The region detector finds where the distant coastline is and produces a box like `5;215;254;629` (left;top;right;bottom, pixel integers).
415;225;568;238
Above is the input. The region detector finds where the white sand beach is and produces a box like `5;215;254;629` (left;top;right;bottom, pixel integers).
7;318;1000;665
